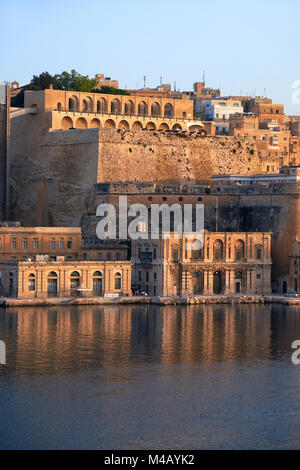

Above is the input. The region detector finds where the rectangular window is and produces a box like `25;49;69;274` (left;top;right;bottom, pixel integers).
33;238;39;249
50;238;55;249
59;238;64;249
67;238;72;249
98;252;103;260
138;271;142;281
23;238;28;249
11;238;16;249
146;272;149;282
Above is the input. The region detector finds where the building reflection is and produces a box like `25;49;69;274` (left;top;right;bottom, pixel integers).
0;303;299;376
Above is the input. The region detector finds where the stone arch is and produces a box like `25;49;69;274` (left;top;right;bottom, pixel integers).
146;122;156;130
75;117;88;129
70;270;81;289
138;101;148;116
61;116;73;130
90;118;101;128
104;119;116;128
111;98;121;114
159;122;170;131
172;123;182;131
118;120;130;129
235;239;245;261
68;96;79;111
124;100;135;115
188;124;205;133
164;103;174;117
151;102;161;117
132;121;143;130
213;239;224;260
82;96;93;112
97;98;107;113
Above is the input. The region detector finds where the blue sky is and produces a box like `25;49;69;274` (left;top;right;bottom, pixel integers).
1;0;300;113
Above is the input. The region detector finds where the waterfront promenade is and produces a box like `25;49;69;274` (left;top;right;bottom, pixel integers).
1;294;300;307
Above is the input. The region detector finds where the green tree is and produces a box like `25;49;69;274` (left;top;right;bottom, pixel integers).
54;69;97;92
94;86;130;95
27;72;57;90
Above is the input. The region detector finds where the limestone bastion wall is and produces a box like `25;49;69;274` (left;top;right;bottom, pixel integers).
8;113;262;227
97;129;262;183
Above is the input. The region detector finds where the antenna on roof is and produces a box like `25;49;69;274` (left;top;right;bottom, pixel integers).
143;75;146;88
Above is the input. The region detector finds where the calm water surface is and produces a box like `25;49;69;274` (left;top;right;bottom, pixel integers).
1;303;300;449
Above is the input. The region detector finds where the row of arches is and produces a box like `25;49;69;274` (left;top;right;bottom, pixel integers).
191;270;245;295
31;271;122;297
60;96;175;118
60;115;194;132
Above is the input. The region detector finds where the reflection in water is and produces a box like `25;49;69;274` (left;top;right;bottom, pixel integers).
1;304;300;449
0;303;299;375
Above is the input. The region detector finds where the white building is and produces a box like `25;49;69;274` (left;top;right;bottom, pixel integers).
205;98;243;135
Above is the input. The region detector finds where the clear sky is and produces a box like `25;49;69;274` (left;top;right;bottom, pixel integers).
1;0;300;113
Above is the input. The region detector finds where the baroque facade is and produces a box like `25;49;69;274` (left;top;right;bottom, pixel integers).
132;231;272;296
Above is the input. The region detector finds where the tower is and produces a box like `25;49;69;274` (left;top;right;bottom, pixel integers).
0;82;10;221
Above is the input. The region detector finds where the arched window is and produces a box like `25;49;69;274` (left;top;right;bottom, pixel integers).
97;98;107;113
235;271;242;279
83;99;88;112
235;240;245;260
70;271;80;289
164;103;174;117
93;271;103;296
114;272;122;290
151;102;161;117
125;101;135;115
111;98;121;114
28;273;36;291
138;101;147;116
57;102;62;111
213;239;223;260
68;96;79;112
47;271;58;297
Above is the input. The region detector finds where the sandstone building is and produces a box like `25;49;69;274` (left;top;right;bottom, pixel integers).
132;231;272;296
0;225;128;262
0;259;132;299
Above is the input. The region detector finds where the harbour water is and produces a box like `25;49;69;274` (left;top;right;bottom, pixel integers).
1;303;300;449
